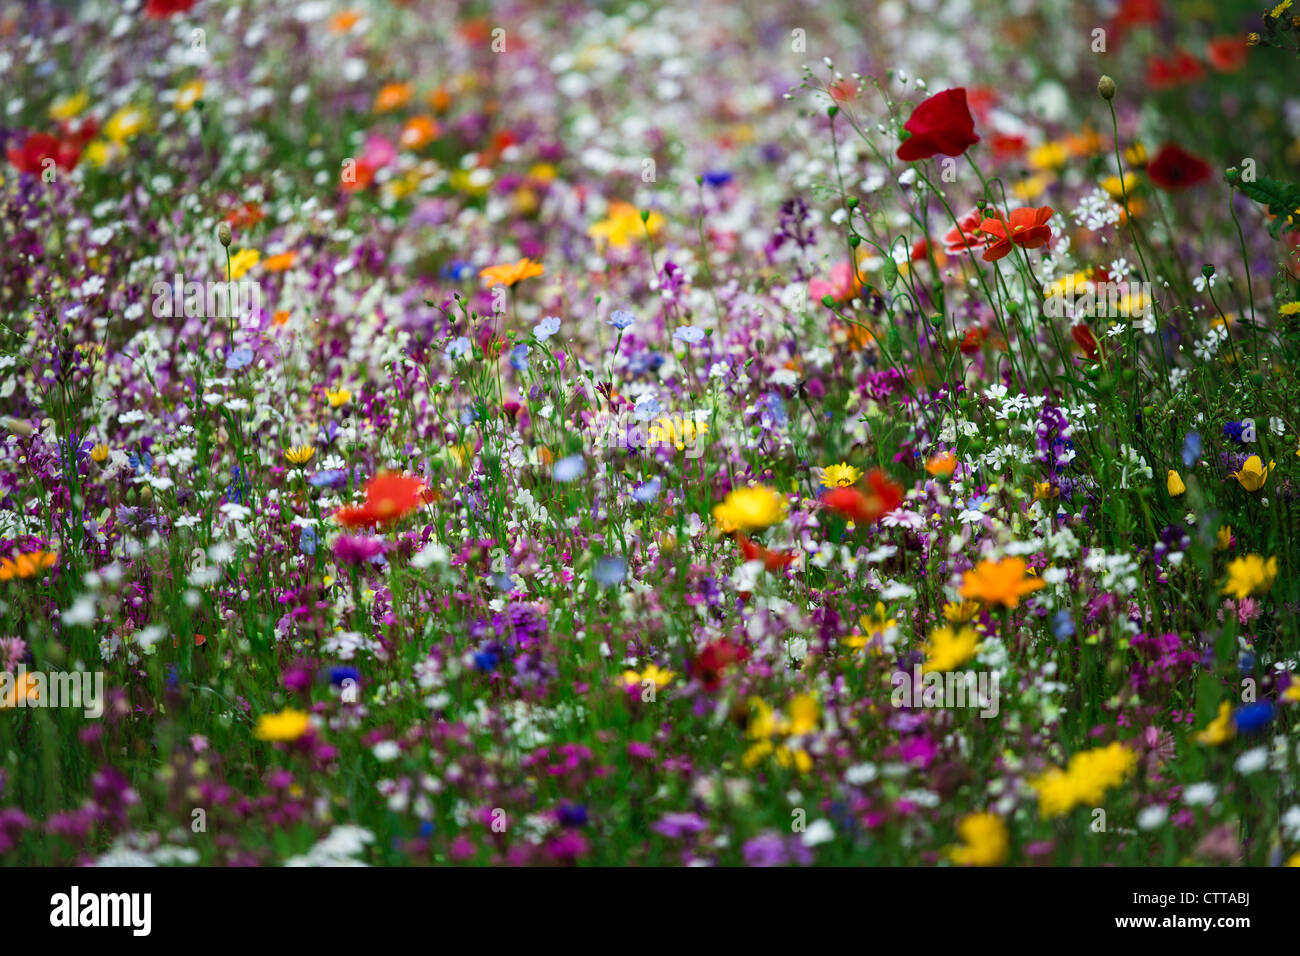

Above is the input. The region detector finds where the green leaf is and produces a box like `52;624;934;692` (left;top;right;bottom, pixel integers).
1227;170;1300;237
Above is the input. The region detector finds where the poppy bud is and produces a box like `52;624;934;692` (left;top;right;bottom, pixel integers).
216;221;232;247
1097;75;1116;100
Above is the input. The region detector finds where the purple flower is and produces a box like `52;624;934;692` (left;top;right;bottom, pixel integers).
333;535;388;565
652;812;708;838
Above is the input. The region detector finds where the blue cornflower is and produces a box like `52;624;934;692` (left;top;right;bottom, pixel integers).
510;344;529;372
299;524;318;556
446;336;472;359
1231;701;1274;734
608;310;635;330
1181;432;1202;468
225;347;254;370
329;667;359;687
674;325;706;345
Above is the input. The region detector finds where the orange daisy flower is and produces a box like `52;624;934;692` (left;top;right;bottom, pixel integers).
0;550;57;581
373;82;413;113
400;115;440;150
263;251;298;272
479;258;545;288
959;556;1045;608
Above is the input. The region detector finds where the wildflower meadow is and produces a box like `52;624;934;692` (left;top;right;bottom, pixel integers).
3;0;1300;898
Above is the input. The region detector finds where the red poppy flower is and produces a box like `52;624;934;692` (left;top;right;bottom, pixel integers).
340;157;378;192
1071;323;1102;362
978;206;1054;261
1146;143;1212;190
689;638;749;692
989;132;1027;162
333;472;427;529
58;115;99;147
362;473;426;522
960;325;989;354
821;470;904;525
735;532;796;573
1112;0;1162;46
225;202;266;231
896;88;980;162
1146;50;1203;90
944;207;991;256
145;0;198;17
6;132;81;176
1206;36;1248;73
964;87;998;123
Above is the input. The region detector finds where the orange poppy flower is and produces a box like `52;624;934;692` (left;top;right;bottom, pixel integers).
225;202;265;230
427;87;452;113
979;206;1053;261
479;258;544;288
329;10;362;34
263;251;298;272
374;82;413;113
925;452;958;477
400;115;440;150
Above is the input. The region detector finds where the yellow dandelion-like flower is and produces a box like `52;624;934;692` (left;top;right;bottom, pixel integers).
712;485;788;533
819;462;862;488
227;248;260;280
252;708;312;742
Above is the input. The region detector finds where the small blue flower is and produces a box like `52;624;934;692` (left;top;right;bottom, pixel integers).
441;261;474;281
329;667;359;687
632;477;662;503
632;394;662;422
1231;701;1274;734
1181;432;1202;468
1052;610;1075;641
129;450;153;476
761;391;788;429
510;344;530;372
446;336;472;359
594;555;626;588
310;468;347;489
225;347;254;370
534;315;561;340
702;169;733;187
299;524;318;556
674;325;706;345
473;650;499;672
557;803;588;827
608;310;635;330
553;455;586;482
